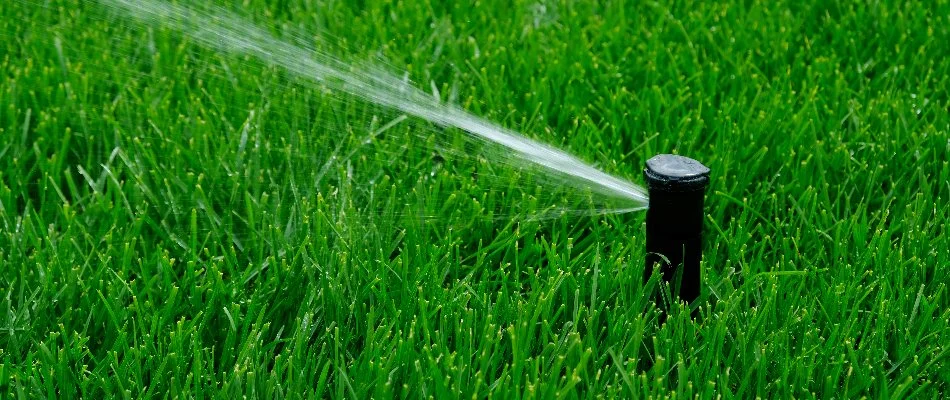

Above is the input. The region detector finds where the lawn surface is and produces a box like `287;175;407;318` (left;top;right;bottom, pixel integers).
2;0;949;397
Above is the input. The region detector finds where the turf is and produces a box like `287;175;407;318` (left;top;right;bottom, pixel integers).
2;0;949;397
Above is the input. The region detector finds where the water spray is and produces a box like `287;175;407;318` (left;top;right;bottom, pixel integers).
643;154;710;306
92;0;649;214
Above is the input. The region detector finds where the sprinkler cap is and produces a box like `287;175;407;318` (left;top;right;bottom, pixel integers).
644;154;710;192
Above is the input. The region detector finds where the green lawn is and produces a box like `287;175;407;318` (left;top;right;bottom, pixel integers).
2;0;949;397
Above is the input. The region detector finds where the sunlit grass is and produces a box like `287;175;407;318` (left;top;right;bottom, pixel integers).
1;0;948;397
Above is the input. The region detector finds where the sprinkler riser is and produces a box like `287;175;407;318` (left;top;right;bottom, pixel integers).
643;154;710;305
644;189;705;303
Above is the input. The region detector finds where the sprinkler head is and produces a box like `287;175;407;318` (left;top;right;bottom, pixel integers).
643;154;710;307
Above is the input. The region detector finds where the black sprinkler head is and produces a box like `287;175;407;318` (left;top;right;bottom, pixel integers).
643;154;710;306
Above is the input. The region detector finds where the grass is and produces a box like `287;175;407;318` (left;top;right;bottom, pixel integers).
2;0;949;397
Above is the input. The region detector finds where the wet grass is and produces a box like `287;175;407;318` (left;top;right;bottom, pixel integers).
1;0;949;397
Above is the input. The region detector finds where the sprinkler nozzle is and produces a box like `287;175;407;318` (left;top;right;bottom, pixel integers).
644;154;710;306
